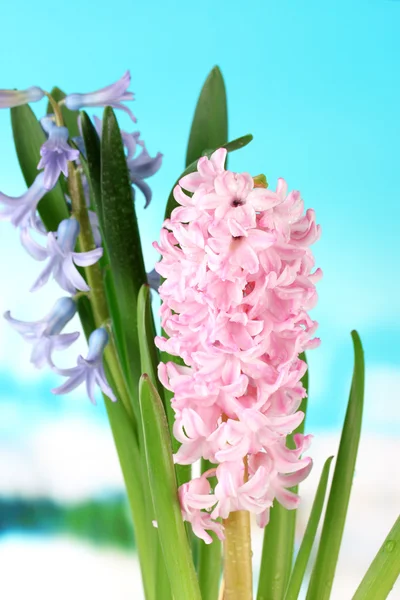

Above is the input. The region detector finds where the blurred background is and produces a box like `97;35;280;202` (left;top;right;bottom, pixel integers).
0;0;399;598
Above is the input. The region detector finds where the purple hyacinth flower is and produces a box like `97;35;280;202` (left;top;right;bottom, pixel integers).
52;327;116;404
24;217;103;294
38;123;79;190
0;86;44;109
4;297;79;369
0;172;47;228
147;268;161;292
128;147;163;208
64;71;136;123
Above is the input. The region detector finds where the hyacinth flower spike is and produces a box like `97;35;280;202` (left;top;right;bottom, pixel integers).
38;120;79;190
25;217;103;293
52;327;116;404
64;71;137;122
4;297;79;369
0;86;44;108
0;172;48;228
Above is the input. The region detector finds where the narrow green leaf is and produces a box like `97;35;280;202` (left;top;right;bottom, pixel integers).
284;456;334;600
80;111;103;222
106;393;156;600
257;352;309;600
101;107;147;406
10;105;69;231
139;375;201;600
306;330;365;600
353;516;400;600
186;66;228;167
197;458;222;600
165;134;253;220
137;284;163;398
47;87;81;138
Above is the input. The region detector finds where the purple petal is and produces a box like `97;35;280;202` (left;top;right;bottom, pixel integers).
131;177;152;208
60;255;90;293
20;228;48;260
72;247;103;267
52;369;86;395
30;259;57;292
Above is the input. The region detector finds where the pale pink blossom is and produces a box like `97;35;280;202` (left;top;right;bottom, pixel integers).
154;150;321;540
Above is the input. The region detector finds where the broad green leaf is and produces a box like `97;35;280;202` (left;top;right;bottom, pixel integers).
257;352;309;600
47;87;81;138
10;104;69;231
284;456;334;600
353;516;400;600
197;458;222;600
165;134;253;219
186;66;228;167
139;375;201;600
306;330;365;600
101;107;147;407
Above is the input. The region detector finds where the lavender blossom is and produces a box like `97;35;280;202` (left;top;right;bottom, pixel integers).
38;123;79;190
52;327;116;404
4;297;79;369
0;173;47;228
64;71;136;122
24;217;103;293
0;86;44;109
128;147;163;208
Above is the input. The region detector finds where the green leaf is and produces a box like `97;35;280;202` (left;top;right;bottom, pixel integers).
106;391;156;600
47;87;81;138
165;134;253;220
139;375;201;600
197;458;222;600
284;456;334;600
186;66;228;167
10;104;69;231
80;111;103;222
257;352;309;600
137;284;163;397
101;107;147;406
306;330;365;600
353;516;400;600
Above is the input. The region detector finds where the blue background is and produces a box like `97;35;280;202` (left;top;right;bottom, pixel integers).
1;0;399;435
0;2;399;597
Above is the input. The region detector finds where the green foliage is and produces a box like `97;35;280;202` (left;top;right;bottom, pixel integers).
353;516;400;600
284;457;334;600
306;331;364;600
186;66;228;167
101;107;147;409
139;375;201;600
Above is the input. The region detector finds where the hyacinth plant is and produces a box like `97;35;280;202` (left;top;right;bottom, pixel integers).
1;68;399;600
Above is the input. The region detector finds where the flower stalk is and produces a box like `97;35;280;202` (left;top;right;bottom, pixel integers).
223;509;253;599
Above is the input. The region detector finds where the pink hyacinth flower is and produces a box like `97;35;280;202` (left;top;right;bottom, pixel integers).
154;149;321;540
